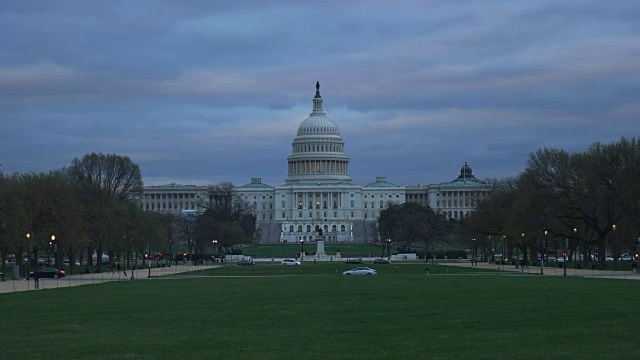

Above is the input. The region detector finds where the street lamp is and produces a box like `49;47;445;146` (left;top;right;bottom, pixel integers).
612;224;616;258
573;227;578;264
387;238;391;259
563;235;567;276
520;233;525;270
472;238;476;266
542;230;548;275
50;235;56;267
212;240;218;259
26;233;31;280
300;239;305;259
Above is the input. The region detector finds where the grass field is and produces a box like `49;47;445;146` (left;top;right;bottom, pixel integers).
2;264;639;359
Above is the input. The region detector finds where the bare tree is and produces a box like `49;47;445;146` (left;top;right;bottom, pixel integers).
67;153;143;200
66;153;143;267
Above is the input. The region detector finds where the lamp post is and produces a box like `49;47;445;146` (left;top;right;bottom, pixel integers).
212;240;218;260
26;233;31;280
514;234;520;268
563;235;567;276
472;238;476;266
520;233;525;270
612;224;616;259
130;237;135;280
50;235;56;267
300;239;305;260
542;230;548;275
1;221;6;281
387;238;391;259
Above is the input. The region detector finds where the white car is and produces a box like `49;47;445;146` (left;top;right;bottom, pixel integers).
342;267;377;276
282;259;301;266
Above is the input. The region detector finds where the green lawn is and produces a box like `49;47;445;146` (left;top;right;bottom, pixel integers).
178;262;498;277
1;265;639;359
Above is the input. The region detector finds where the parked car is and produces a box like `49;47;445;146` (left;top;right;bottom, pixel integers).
30;268;65;278
342;267;377;276
62;260;81;267
605;255;614;262
345;259;364;264
373;258;391;264
281;259;301;266
620;255;633;261
237;258;254;266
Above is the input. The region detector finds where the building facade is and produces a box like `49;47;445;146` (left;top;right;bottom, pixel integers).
142;83;489;243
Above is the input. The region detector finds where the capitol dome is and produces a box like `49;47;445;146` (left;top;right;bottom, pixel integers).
285;82;352;185
296;115;340;136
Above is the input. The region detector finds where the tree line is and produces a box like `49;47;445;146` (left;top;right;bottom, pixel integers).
0;153;256;274
0;153;173;273
460;136;640;264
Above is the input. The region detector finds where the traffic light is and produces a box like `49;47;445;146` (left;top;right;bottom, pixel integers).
634;252;639;260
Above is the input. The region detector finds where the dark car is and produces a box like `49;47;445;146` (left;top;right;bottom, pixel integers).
238;259;254;266
345;259;364;264
373;258;391;264
31;268;65;278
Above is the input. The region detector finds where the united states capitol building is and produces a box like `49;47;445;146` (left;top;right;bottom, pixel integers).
142;83;488;243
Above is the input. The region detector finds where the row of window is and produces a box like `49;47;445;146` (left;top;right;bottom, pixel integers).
436;200;474;208
143;203;197;210
363;201;394;209
293;144;343;153
244;195;273;199
437;191;486;197
253;202;274;210
444;210;471;219
285;224;347;233
280;211;356;219
406;194;425;199
296;192;341;197
363;194;401;199
145;193;198;199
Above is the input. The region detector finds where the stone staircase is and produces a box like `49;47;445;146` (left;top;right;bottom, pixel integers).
257;221;283;244
350;220;378;243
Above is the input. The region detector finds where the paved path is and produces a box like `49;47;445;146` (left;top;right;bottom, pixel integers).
0;264;216;294
439;260;640;280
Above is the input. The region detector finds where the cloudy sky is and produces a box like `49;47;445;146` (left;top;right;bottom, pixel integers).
1;0;639;187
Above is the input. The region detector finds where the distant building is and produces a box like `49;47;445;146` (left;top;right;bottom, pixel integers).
141;183;207;212
142;84;489;242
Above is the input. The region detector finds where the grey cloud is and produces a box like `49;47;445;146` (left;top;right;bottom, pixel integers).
1;0;639;188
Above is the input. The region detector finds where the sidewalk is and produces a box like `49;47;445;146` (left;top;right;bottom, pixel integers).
441;260;640;280
0;264;217;294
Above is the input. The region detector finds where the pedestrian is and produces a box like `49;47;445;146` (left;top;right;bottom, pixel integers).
117;263;121;273
33;271;39;289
